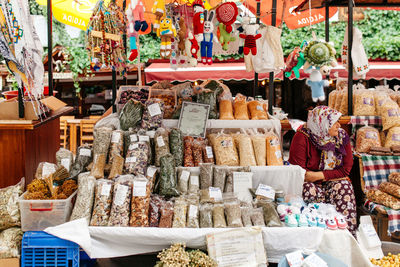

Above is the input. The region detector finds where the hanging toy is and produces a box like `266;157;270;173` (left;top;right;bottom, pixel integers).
152;0;165;35
157;17;177;59
284;41;307;78
177;17;188;64
218;24;236;51
192;0;205;42
237;16;250;55
216;2;238;33
306;67;329;102
239;23;262;56
303;40;337;70
200;10;218;65
186;31;199;67
130;0;148;32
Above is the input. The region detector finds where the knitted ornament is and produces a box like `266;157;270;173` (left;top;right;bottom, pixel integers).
303;40;335;67
157;17;176;59
192;0;205;42
216;2;238;33
306;68;329;102
200;10;218;65
239;24;261;56
218;23;236;51
152;0;165;35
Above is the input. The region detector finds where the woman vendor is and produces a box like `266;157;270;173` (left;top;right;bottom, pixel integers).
289;106;357;234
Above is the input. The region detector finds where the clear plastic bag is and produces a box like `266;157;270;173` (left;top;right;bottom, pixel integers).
130;176;151;227
389;172;400;186
159;200;174;228
90;154;106;179
149;194;163;227
212;203;226;228
35;162;57;179
169;128;184;167
377;98;398;117
197;89;221;119
70;172;96;224
0;227;23;258
109;130;124;163
141;99;165;130
187;196;200;228
225;167;251;193
56;148;73;173
248;100;268;120
251;132;267;166
224;197;243;227
177;167;191;194
109;154;124;179
213;166;227;191
356;125;381;153
93;127;113;156
328;90;337;109
0;179;24;230
172;197;187;228
202;143;214;164
159;154;179;197
354;89;376;116
334;89;344;112
199;203;213;228
108;175;134;226
189;175;200;194
183;136;195;167
149;88;176;119
90;179;114;226
219;91;234;120
237;133;257;166
382;104;400;131
125;142;149;175
154;128;170;167
379;182;400;199
240;205;252;227
193;139;205;167
94;113;120;130
256;199;283;227
266;132;283;166
146;166;158;192
213;133;239;166
70;146;92;179
233;93;249;120
367;189;400;210
119;99;143;131
250;207;266;226
200;163;214;189
385;127;400;148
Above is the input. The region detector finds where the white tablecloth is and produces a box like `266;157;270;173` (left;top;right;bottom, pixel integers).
45;219;372;266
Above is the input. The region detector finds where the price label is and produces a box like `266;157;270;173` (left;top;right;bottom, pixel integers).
101;183;112;196
157;136;165;147
275;150;282;160
188;204;198;218
256;105;263;111
133;180;147;196
302;253;327;267
129;143;139;150
206;146;213;158
114;184;129;206
130;134;138;142
139;135;150;142
180;170;190;182
126;157;137;163
255;184;275;199
61;158;71;172
147;167;157;178
42;163;56;177
209;187;222;201
148;103;162;117
80;148;91;157
190;175;199;186
111;132;121;143
285;250;304;267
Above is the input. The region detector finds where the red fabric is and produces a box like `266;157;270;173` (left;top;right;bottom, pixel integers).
288;131;353;181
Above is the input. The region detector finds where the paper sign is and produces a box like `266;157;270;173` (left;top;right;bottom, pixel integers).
139;135;150;142
80;148;91;157
256;184;275;200
126;157;137;163
114;184;129;206
209;187;222;201
101;183;112;196
111;132;121;143
130;134;138;142
233;172;253;203
188;205;198;218
190;175;199;186
206;146;214;158
180;170;190;182
147;167;157;178
148;103;161;117
178;101;210;138
129;143;139;150
61;158;71;172
286;250;304;267
301;253;327;267
133;180;147;196
42;163;56;177
157;136;165;147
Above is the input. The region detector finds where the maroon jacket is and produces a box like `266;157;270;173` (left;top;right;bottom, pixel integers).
288;131;353;181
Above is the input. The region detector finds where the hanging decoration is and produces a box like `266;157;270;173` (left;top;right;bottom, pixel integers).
192;0;205;42
284;41;307;78
87;1;127;72
157;16;177;59
200;10;218;65
216;2;238;33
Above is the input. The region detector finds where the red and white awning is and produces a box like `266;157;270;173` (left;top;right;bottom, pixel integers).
145;61;400;83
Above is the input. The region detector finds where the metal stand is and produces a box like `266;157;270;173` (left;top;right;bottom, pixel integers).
252;0;261;98
112;68;117;113
47;0;53;96
18;86;24;118
268;0;277;114
348;1;354;115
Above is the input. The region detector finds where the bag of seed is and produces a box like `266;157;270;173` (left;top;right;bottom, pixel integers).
199;203;213;228
172;197;188;228
212;203;226;228
149;194;164;227
93;127;113;156
159;200;174;228
90;154;107;179
187;196;200;228
108;175;134;226
183;136;195;167
90;179;114;226
224;195;243;227
130;176;151;227
109;130;124;163
125;142;150;176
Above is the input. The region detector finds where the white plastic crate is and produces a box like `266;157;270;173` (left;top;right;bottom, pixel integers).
19;191;77;231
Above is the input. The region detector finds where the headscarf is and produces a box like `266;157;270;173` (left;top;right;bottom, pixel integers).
299;106;349;170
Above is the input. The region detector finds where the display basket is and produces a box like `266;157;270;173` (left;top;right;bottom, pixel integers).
21;231;79;267
18;191;77;231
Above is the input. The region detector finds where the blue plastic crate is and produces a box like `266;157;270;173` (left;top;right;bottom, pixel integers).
21;231;79;267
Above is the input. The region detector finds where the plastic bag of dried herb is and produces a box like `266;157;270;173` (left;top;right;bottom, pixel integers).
69;146;92;179
130;176;151;227
256;199;283;227
90;179;114;226
119;99;143;131
154;128;170;167
169;128;184;167
56;148;74;173
0;179;24;230
70;172;96;224
141;99;165;130
196;87;222;119
108;175;134;227
159;154;179;197
93;127;113;156
0;227;23;258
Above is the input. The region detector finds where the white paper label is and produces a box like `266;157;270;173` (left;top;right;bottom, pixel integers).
286;250;304;267
61;158;71;172
111;132;121;143
275;150;282;160
133;180;147;196
301;253;327;267
80;148;91;157
206;146;214;158
233;172;253;203
126;157;137;163
256;184;275;199
256;105;263;111
209;187;222;201
188;204;198;218
157;136;165;147
360;224;382;249
147;166;157;178
180;170;190;182
129;143;139;150
42;163;56;177
139;135;150;142
148;103;162;117
101;183;112;196
130;134;138;142
190;175;199;186
114;184;129;206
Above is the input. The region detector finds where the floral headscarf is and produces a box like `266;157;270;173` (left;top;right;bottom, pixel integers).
300;106;349;170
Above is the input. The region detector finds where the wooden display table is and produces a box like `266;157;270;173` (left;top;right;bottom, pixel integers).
0;107;73;188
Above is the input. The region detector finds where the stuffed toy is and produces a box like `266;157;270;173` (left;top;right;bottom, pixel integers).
177;17;188;64
218;23;236;51
303;40;337;70
157;17;177;59
200;10;218;65
237;16;250;55
130;0;148;32
186;31;199;67
306;68;329;102
192;0;205;42
239;24;262;56
216;2;238;33
126;0;148;61
152;0;165;35
284;47;305;79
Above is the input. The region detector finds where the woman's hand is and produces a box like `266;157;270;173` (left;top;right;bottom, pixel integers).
305;171;325;183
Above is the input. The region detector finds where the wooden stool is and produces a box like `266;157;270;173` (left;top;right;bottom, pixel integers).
80;119;97;146
60;116;75;149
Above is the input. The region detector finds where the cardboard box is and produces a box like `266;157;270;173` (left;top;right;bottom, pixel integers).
0;96;66;120
0;258;19;267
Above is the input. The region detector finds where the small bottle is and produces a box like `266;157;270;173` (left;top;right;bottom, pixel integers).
275;190;285;203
